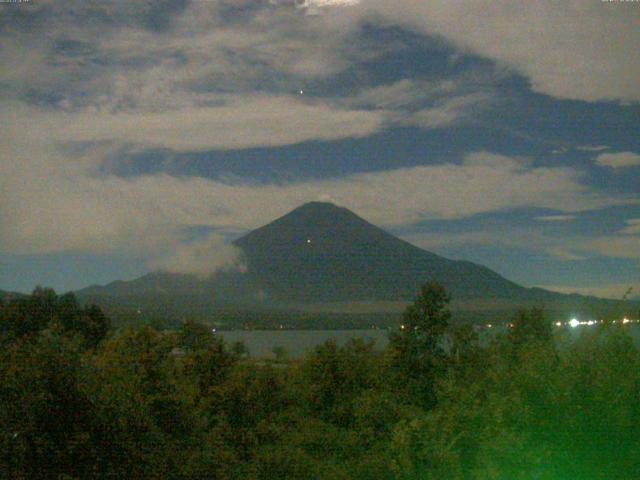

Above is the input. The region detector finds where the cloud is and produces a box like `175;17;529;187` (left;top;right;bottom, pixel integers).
596;151;640;168
583;235;640;261
42;96;385;151
1;0;370;111
0;2;637;264
405;229;589;262
357;0;640;103
577;145;609;152
2;108;636;258
148;233;246;278
620;219;640;235
303;0;361;6
5;0;639;111
404;213;640;263
351;78;497;129
297;0;361;14
535;215;577;222
401;93;493;129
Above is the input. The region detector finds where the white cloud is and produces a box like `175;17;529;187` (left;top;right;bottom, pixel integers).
2;106;635;258
403;215;640;263
583;235;640;261
303;0;361;6
0;2;637;262
6;0;639;112
0;0;375;116
48;95;385;151
405;230;589;262
357;0;640;103
620;219;640;235
297;0;361;14
351;78;497;129
596;151;640;168
535;215;577;222
401;93;493;129
577;145;609;152
148;233;246;278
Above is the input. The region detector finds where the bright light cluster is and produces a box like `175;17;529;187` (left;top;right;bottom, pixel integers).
560;317;640;328
478;317;640;329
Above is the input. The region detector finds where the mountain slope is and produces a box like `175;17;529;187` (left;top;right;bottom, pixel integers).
233;202;526;302
77;202;620;320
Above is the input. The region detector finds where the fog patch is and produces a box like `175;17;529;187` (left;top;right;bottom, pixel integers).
149;234;246;279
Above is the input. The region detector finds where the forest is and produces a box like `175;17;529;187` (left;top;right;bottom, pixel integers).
1;284;639;479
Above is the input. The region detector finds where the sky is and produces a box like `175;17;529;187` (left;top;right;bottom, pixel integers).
0;0;639;299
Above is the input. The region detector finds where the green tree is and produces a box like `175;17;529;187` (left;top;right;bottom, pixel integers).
272;345;288;363
388;282;451;407
300;338;380;427
508;306;553;348
0;287;57;338
0;289;109;349
232;340;250;358
79;326;185;477
449;324;480;368
0;332;95;479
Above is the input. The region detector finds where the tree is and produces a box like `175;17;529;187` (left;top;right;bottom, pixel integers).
388;282;451;407
0;332;95;478
449;324;479;367
0;287;57;338
272;345;288;363
56;293;110;349
508;307;553;348
232;340;249;358
79;304;110;349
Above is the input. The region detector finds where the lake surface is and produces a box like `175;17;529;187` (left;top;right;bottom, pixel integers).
219;324;640;358
219;329;389;358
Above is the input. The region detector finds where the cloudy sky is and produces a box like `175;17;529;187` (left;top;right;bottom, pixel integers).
1;0;639;299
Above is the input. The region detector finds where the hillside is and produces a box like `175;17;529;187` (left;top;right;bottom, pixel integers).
234;202;527;302
76;202;628;323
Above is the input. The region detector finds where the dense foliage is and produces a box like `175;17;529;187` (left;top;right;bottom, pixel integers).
1;284;639;479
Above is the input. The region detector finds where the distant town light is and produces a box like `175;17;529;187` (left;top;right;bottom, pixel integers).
569;318;580;328
623;318;630;324
307;239;312;244
555;322;562;327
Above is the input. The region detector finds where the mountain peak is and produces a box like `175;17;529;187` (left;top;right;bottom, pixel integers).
229;202;526;302
235;201;380;248
77;202;548;307
295;200;342;210
286;201;352;218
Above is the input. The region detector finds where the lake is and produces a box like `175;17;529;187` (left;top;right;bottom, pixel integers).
218;323;640;359
219;329;389;358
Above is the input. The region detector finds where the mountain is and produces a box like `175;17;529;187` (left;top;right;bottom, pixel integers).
234;202;527;302
77;202;625;321
0;289;26;303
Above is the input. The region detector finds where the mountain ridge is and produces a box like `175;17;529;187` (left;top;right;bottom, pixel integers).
75;202;627;321
232;201;526;302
